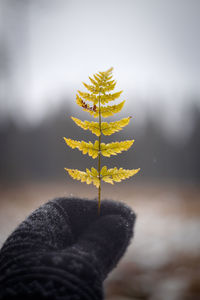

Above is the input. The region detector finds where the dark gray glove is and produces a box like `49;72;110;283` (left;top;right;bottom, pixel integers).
0;197;136;300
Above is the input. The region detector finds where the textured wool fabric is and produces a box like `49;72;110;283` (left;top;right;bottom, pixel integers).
0;198;136;300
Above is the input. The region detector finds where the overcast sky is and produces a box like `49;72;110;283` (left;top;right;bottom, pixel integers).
0;0;200;123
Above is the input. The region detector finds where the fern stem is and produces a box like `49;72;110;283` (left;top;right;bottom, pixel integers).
98;92;102;215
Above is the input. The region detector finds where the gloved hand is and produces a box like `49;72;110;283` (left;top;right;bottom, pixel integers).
0;197;136;300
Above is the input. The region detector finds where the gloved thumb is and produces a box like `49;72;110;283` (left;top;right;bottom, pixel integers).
72;207;136;279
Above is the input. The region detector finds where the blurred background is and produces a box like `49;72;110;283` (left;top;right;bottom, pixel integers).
0;0;200;299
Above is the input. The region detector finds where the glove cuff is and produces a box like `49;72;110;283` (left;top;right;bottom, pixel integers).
0;250;103;300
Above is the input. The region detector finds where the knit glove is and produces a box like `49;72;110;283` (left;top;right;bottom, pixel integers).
0;197;136;300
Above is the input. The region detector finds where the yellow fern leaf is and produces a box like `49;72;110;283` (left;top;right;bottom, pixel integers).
78;89;122;105
89;101;125;118
89;74;115;89
101;117;131;135
99;67;113;78
100;166;140;184
101;81;116;93
82;82;99;94
64;138;99;158
93;73;113;85
64;138;133;158
104;67;114;74
86;68;115;92
103;79;115;87
76;94;84;107
89;76;98;86
100;140;134;157
65;167;100;187
76;95;98;114
71;116;131;136
78;91;98;104
93;74;102;84
100;91;123;104
71;117;100;136
76;92;125;118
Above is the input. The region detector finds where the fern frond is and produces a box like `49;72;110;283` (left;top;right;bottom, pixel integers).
101;140;134;157
71;116;131;136
89;101;125;118
101;166;140;184
64;138;99;158
65;167;100;187
64;67;140;214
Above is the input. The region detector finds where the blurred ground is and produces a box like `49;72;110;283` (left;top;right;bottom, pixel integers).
0;181;200;300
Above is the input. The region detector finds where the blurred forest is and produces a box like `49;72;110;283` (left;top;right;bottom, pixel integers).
0;0;199;187
0;98;199;185
0;1;200;299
